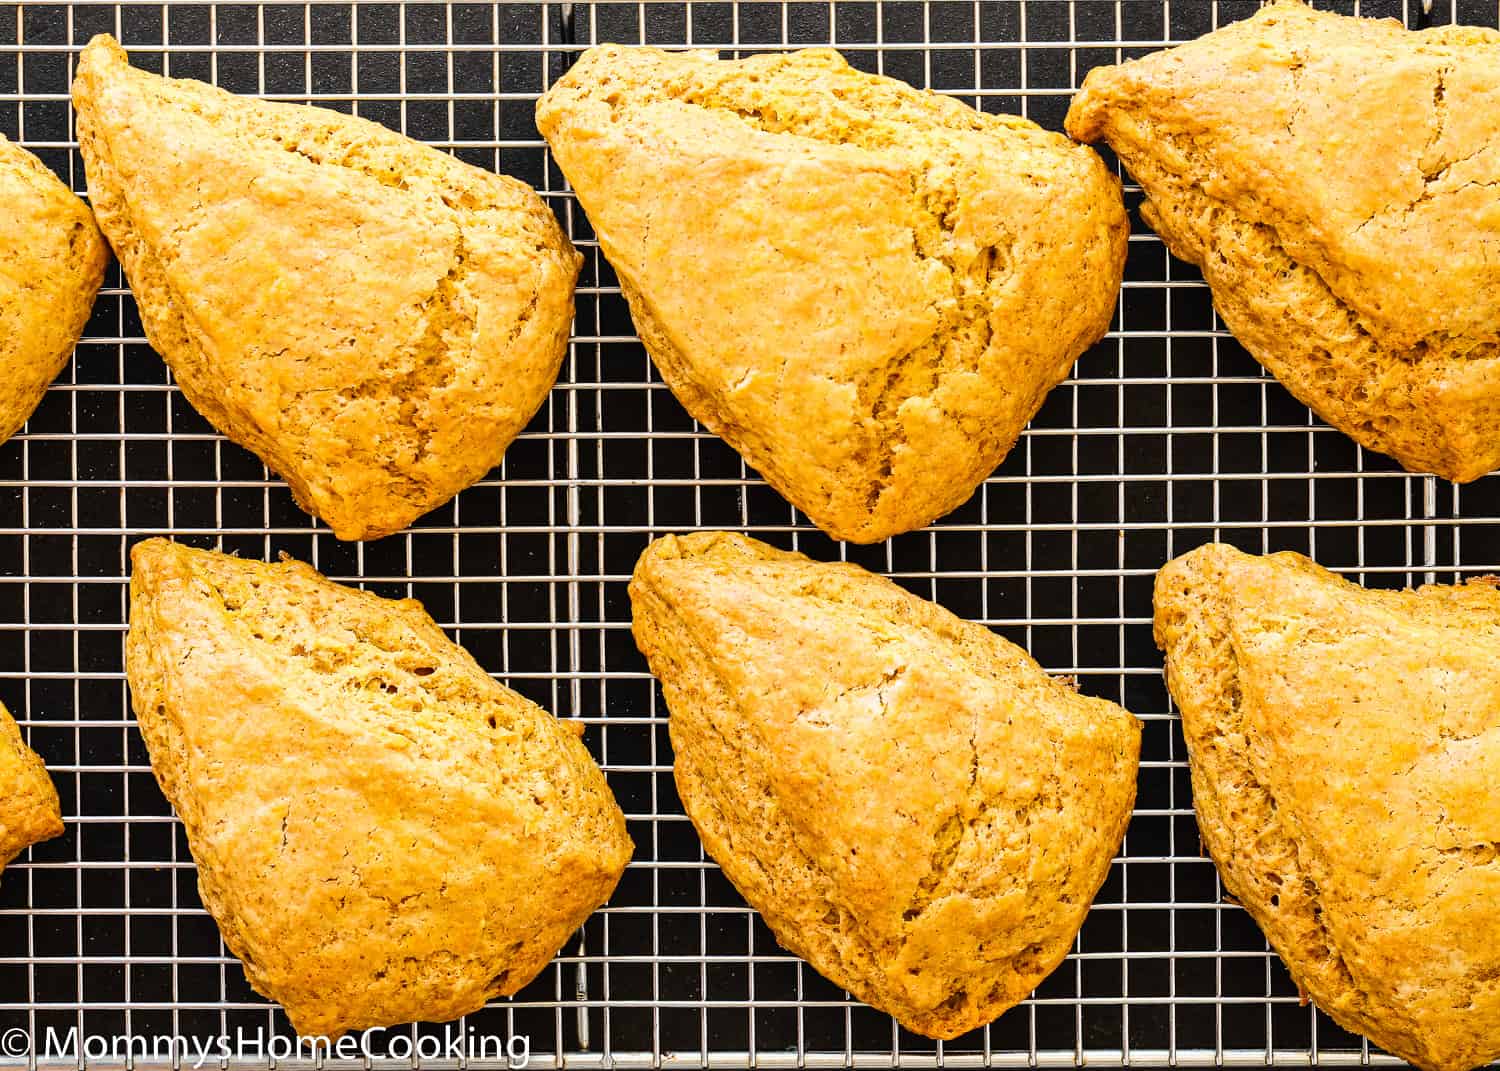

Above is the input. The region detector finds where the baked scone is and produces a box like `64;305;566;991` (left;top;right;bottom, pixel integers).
539;48;1127;543
1067;1;1500;483
1154;543;1500;1071
0;134;108;447
630;532;1140;1037
74;36;581;541
0;700;64;872
126;538;632;1037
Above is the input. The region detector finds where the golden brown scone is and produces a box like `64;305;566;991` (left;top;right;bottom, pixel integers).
125;538;632;1037
1154;543;1500;1071
1067;1;1500;483
0;134;108;447
74;36;581;542
539;48;1127;543
0;700;64;872
630;532;1140;1037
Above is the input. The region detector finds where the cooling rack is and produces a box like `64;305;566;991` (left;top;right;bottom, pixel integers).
2;1;1498;1068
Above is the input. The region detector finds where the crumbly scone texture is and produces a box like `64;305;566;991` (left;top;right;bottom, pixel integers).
1154;543;1500;1071
0;700;64;872
630;532;1140;1038
1067;0;1500;483
0;133;109;447
539;47;1127;543
74;35;581;541
125;539;632;1037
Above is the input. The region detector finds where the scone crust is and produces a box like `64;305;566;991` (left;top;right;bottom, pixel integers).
126;539;632;1037
0;701;64;870
1154;543;1500;1071
1067;0;1500;483
0;134;109;446
631;532;1140;1038
540;47;1127;542
74;35;581;541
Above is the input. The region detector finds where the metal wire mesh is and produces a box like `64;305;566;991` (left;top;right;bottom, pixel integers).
2;0;1499;1067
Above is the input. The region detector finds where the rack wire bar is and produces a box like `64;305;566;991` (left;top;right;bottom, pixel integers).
1;1;1497;1068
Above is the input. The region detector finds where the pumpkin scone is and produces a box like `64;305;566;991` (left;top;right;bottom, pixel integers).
0;133;109;447
126;538;632;1037
1067;1;1500;482
0;700;64;873
1154;543;1500;1071
74;35;581;541
630;532;1140;1037
539;47;1127;543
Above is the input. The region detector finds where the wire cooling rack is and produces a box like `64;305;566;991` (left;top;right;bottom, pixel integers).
3;1;1499;1068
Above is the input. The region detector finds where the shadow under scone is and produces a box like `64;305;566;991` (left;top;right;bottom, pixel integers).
73;35;582;542
1068;0;1500;483
630;531;1140;1038
1154;543;1500;1071
540;46;1128;543
125;539;632;1038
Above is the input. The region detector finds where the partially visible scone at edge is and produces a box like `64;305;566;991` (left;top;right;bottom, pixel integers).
539;47;1127;543
126;539;632;1037
1154;543;1500;1071
1067;0;1500;483
0;700;65;871
0;133;109;446
74;35;581;541
630;532;1140;1038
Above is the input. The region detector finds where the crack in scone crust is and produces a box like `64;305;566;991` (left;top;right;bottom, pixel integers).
1154;543;1500;1071
1066;0;1500;483
1153;551;1368;1029
630;532;1140;1039
73;35;581;541
124;539;632;1039
538;46;1127;543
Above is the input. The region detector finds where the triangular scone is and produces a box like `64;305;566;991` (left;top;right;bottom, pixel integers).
630;532;1139;1037
1067;1;1500;482
74;36;581;541
1154;544;1500;1071
0;701;64;872
539;48;1127;543
0;134;108;446
126;539;632;1037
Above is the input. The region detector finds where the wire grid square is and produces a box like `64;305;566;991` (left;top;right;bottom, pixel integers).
1;0;1498;1067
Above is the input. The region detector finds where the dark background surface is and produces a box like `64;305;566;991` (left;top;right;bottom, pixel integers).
1;1;1496;1066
